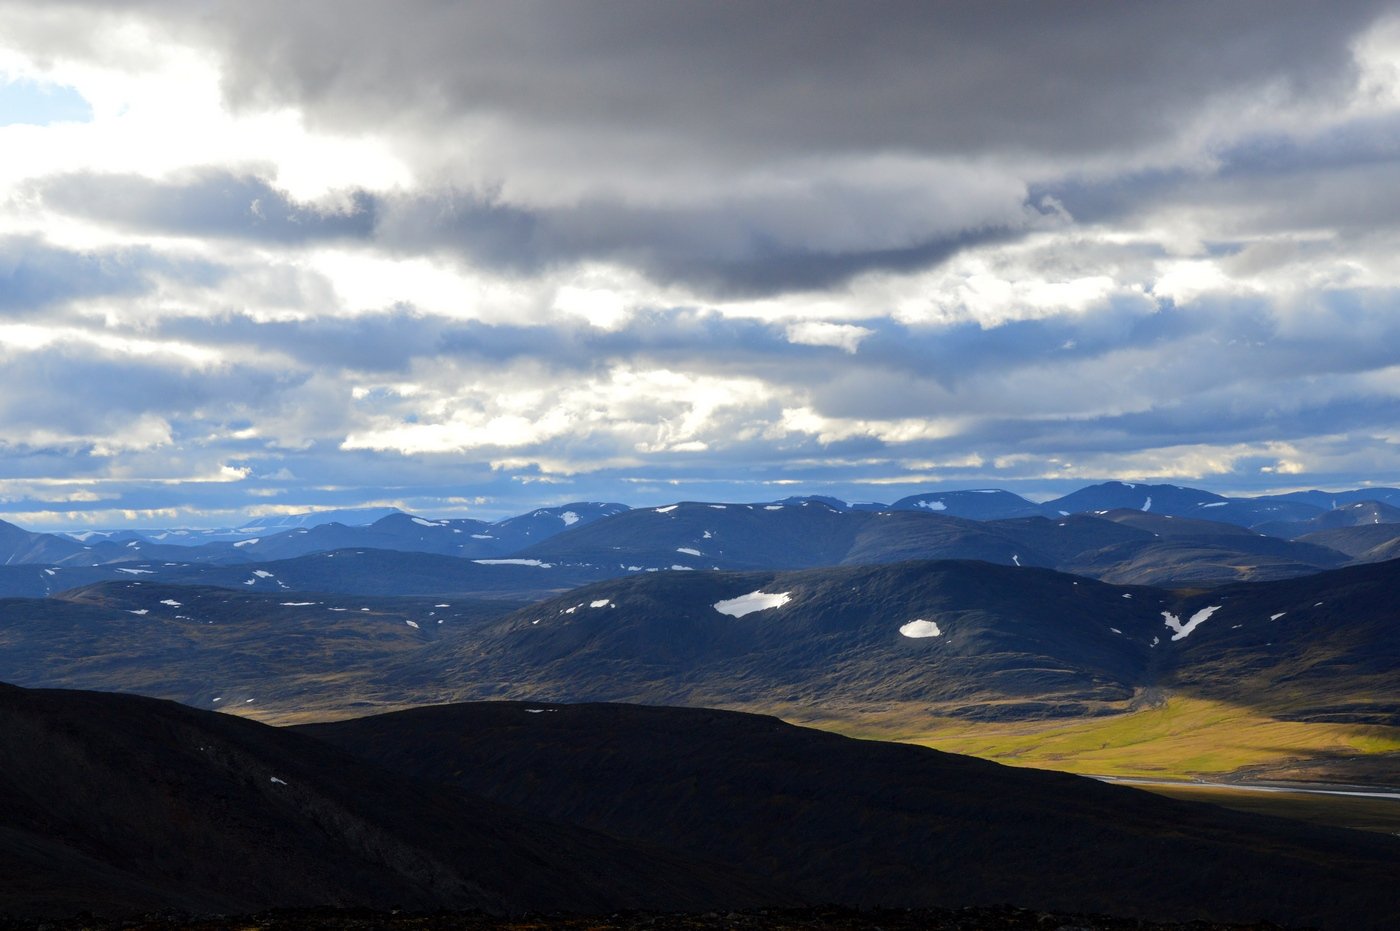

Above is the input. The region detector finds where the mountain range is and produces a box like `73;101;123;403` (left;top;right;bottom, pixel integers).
3;484;1399;601
4;556;1395;774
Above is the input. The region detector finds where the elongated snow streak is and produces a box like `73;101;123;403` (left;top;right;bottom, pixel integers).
1161;605;1221;641
473;558;554;567
713;590;791;617
899;619;942;638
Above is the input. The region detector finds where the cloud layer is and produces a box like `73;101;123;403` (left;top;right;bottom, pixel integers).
1;1;1399;527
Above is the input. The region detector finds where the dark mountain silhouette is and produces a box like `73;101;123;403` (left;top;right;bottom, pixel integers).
298;701;1400;931
0;684;771;919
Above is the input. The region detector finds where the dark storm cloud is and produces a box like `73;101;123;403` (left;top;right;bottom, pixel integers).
37;171;376;243
1035;110;1400;234
34;170;1025;296
26;1;1388;297
199;0;1384;160
382;188;1033;297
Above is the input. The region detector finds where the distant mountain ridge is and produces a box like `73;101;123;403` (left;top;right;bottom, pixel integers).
1;484;1399;596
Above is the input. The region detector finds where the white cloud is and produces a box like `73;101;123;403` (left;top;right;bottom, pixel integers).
784;321;873;354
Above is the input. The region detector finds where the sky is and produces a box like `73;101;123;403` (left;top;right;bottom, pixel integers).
2;1;1400;529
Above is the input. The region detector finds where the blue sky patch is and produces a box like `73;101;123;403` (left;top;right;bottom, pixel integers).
0;77;93;126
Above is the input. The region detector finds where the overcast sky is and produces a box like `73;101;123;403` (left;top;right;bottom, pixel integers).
2;1;1400;528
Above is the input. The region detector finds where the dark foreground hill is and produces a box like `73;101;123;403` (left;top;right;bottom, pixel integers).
298;701;1400;931
0;684;766;919
0;905;1307;931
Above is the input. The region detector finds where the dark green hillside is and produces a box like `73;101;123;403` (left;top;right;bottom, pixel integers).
151;548;608;598
1162;559;1400;725
838;510;1061;566
417;560;1163;713
1062;536;1350;586
0;583;521;718
1296;521;1400;558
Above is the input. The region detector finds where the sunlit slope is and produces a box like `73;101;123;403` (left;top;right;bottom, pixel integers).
778;695;1400;781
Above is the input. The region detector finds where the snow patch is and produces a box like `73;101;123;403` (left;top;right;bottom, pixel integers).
764;505;783;510
1161;605;1222;641
405;620;419;629
1011;554;1020;567
589;599;612;608
655;505;679;513
471;533;493;539
1270;612;1286;620
281;601;316;606
270;777;286;785
670;564;694;571
160;599;182;607
899;619;942;638
127;609;148;615
116;568;153;575
677;547;702;556
1142;496;1152;512
411;517;442;527
916;499;947;511
233;538;260;547
252;569;274;578
714;590;792;617
709;504;727;509
1200;501;1227;508
560;511;580;526
1122;593;1132;599
43;568;56;576
474;558;554;567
